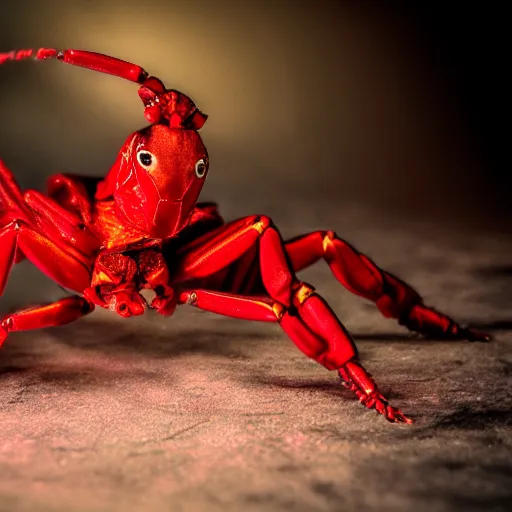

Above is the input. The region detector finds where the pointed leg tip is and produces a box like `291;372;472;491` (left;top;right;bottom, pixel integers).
389;413;414;425
466;329;492;343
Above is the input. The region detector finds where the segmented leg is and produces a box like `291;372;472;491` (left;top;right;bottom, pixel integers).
0;161;96;297
0;213;92;296
285;231;490;341
178;289;279;321
46;173;102;224
174;216;411;423
0;296;94;347
0;159;34;271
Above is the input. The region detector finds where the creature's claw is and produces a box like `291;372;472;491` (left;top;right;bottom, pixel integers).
339;359;414;425
150;292;177;316
363;392;414;424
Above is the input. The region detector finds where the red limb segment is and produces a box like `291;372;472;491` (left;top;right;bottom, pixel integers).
175;216;409;423
0;296;94;347
173;216;268;281
0;228;17;294
0;221;91;295
285;231;490;342
46;173;102;225
0;160;33;224
24;190;99;257
1;161;93;296
179;289;280;322
54;50;148;83
0;48;148;84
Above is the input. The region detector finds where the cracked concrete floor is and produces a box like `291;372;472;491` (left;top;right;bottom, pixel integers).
0;201;511;512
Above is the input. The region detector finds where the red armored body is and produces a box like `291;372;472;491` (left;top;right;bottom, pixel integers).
0;48;490;424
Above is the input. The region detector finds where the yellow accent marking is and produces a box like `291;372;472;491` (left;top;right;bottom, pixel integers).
295;284;315;305
251;220;267;234
272;302;285;320
91;270;112;287
322;231;336;253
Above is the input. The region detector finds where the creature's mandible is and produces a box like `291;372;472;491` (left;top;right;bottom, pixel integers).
0;47;491;425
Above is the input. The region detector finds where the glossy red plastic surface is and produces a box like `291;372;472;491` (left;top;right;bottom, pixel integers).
0;48;491;424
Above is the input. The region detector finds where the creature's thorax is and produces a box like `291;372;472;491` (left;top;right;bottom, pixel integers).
92;200;156;251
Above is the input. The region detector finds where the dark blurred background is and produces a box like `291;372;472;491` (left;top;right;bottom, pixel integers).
0;0;509;232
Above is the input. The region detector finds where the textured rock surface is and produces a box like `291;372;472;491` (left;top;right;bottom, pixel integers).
1;201;511;512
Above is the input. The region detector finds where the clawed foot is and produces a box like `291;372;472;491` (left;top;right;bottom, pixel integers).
151;294;177;316
339;360;414;425
403;304;492;343
421;326;492;343
459;327;491;343
147;284;177;316
416;326;492;343
358;390;413;424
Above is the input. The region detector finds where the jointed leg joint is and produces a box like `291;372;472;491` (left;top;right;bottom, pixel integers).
251;216;271;235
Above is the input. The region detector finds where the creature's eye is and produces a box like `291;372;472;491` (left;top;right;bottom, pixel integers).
195;158;207;178
137;150;154;168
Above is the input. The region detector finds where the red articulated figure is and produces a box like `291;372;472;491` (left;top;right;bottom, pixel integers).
0;48;490;423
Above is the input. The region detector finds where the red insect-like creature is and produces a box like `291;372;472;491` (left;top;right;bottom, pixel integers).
0;48;490;423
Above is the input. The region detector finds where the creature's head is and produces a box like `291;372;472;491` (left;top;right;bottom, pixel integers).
0;48;210;239
96;124;208;238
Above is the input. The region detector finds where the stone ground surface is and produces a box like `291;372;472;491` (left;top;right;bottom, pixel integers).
0;200;511;512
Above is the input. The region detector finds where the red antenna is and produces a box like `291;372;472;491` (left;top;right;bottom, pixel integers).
0;47;207;128
0;48;148;84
